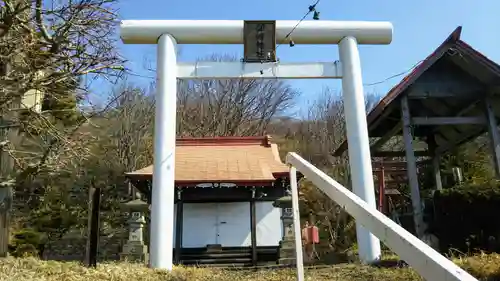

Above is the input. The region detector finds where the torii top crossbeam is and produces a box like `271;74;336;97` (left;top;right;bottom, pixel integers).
120;20;393;45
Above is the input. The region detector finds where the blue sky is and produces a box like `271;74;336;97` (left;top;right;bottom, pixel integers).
115;0;500;115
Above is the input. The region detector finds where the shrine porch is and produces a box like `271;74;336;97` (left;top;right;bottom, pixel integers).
171;185;288;266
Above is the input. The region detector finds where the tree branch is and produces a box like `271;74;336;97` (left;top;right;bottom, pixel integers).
35;0;53;42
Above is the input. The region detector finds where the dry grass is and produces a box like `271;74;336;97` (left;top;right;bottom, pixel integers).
0;254;499;281
454;253;500;280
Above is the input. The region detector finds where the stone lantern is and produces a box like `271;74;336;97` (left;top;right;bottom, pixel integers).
273;196;296;265
120;195;149;263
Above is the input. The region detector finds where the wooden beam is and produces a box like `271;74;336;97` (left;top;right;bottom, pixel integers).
250;189;257;266
378;170;409;175
368;104;397;132
411;116;486;126
0;186;11;258
415;99;465;138
371;121;402;150
386;179;409;185
485;97;500;178
427;135;443;190
181;186;283;202
432;154;443;190
431;100;486;154
405;100;454;141
377;169;385;213
400;95;424;238
407;90;478;99
436;127;484;155
457;100;482;116
372;150;430;157
372;161;407;169
85;185;102;268
174;190;183;264
406;78;483;99
372;161;428;169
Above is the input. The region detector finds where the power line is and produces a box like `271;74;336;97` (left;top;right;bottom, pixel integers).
257;0;321;74
365;48;466;87
276;0;321;51
363;60;424;87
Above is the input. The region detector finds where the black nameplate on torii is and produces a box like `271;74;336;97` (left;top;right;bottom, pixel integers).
243;20;277;63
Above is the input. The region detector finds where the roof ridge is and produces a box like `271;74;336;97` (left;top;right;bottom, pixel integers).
333;26;465;156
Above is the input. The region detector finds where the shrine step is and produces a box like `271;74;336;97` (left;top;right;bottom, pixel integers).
178;246;279;267
182;257;252;265
192;263;255;268
182;252;251;259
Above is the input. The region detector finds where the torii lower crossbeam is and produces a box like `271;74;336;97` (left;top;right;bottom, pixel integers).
177;61;342;79
120;19;393;271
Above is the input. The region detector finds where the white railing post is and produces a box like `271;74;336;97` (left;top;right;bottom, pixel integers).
338;36;381;263
150;33;177;270
289;166;304;281
286;152;478;281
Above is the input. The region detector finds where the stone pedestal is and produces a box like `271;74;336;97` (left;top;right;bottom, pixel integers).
273;196;297;265
278;211;297;265
120;241;149;263
120;198;149;263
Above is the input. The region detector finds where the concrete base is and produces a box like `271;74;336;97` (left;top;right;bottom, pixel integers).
206;244;223;253
277;238;296;265
120;241;149;263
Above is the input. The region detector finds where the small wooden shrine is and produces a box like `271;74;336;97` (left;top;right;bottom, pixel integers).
125;136;297;266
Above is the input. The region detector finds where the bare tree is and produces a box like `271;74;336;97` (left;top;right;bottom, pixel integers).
276;87;380;258
176;54;299;137
283;88;380;179
68;83;157;235
0;1;124;253
0;0;124;186
1;0;123;109
14;82;157;243
104;83;156;171
93;82;155;201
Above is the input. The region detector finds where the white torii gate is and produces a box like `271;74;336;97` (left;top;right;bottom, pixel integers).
120;20;393;270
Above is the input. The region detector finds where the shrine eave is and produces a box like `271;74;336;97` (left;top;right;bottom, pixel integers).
126;171;290;188
126;135;292;187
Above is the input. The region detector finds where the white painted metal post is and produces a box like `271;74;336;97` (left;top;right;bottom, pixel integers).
150;34;177;270
338;36;381;263
290;166;304;281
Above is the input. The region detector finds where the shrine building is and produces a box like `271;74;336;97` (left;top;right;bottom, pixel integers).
125;136;296;266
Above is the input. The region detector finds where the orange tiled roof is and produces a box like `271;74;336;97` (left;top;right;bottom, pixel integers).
126;136;289;184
